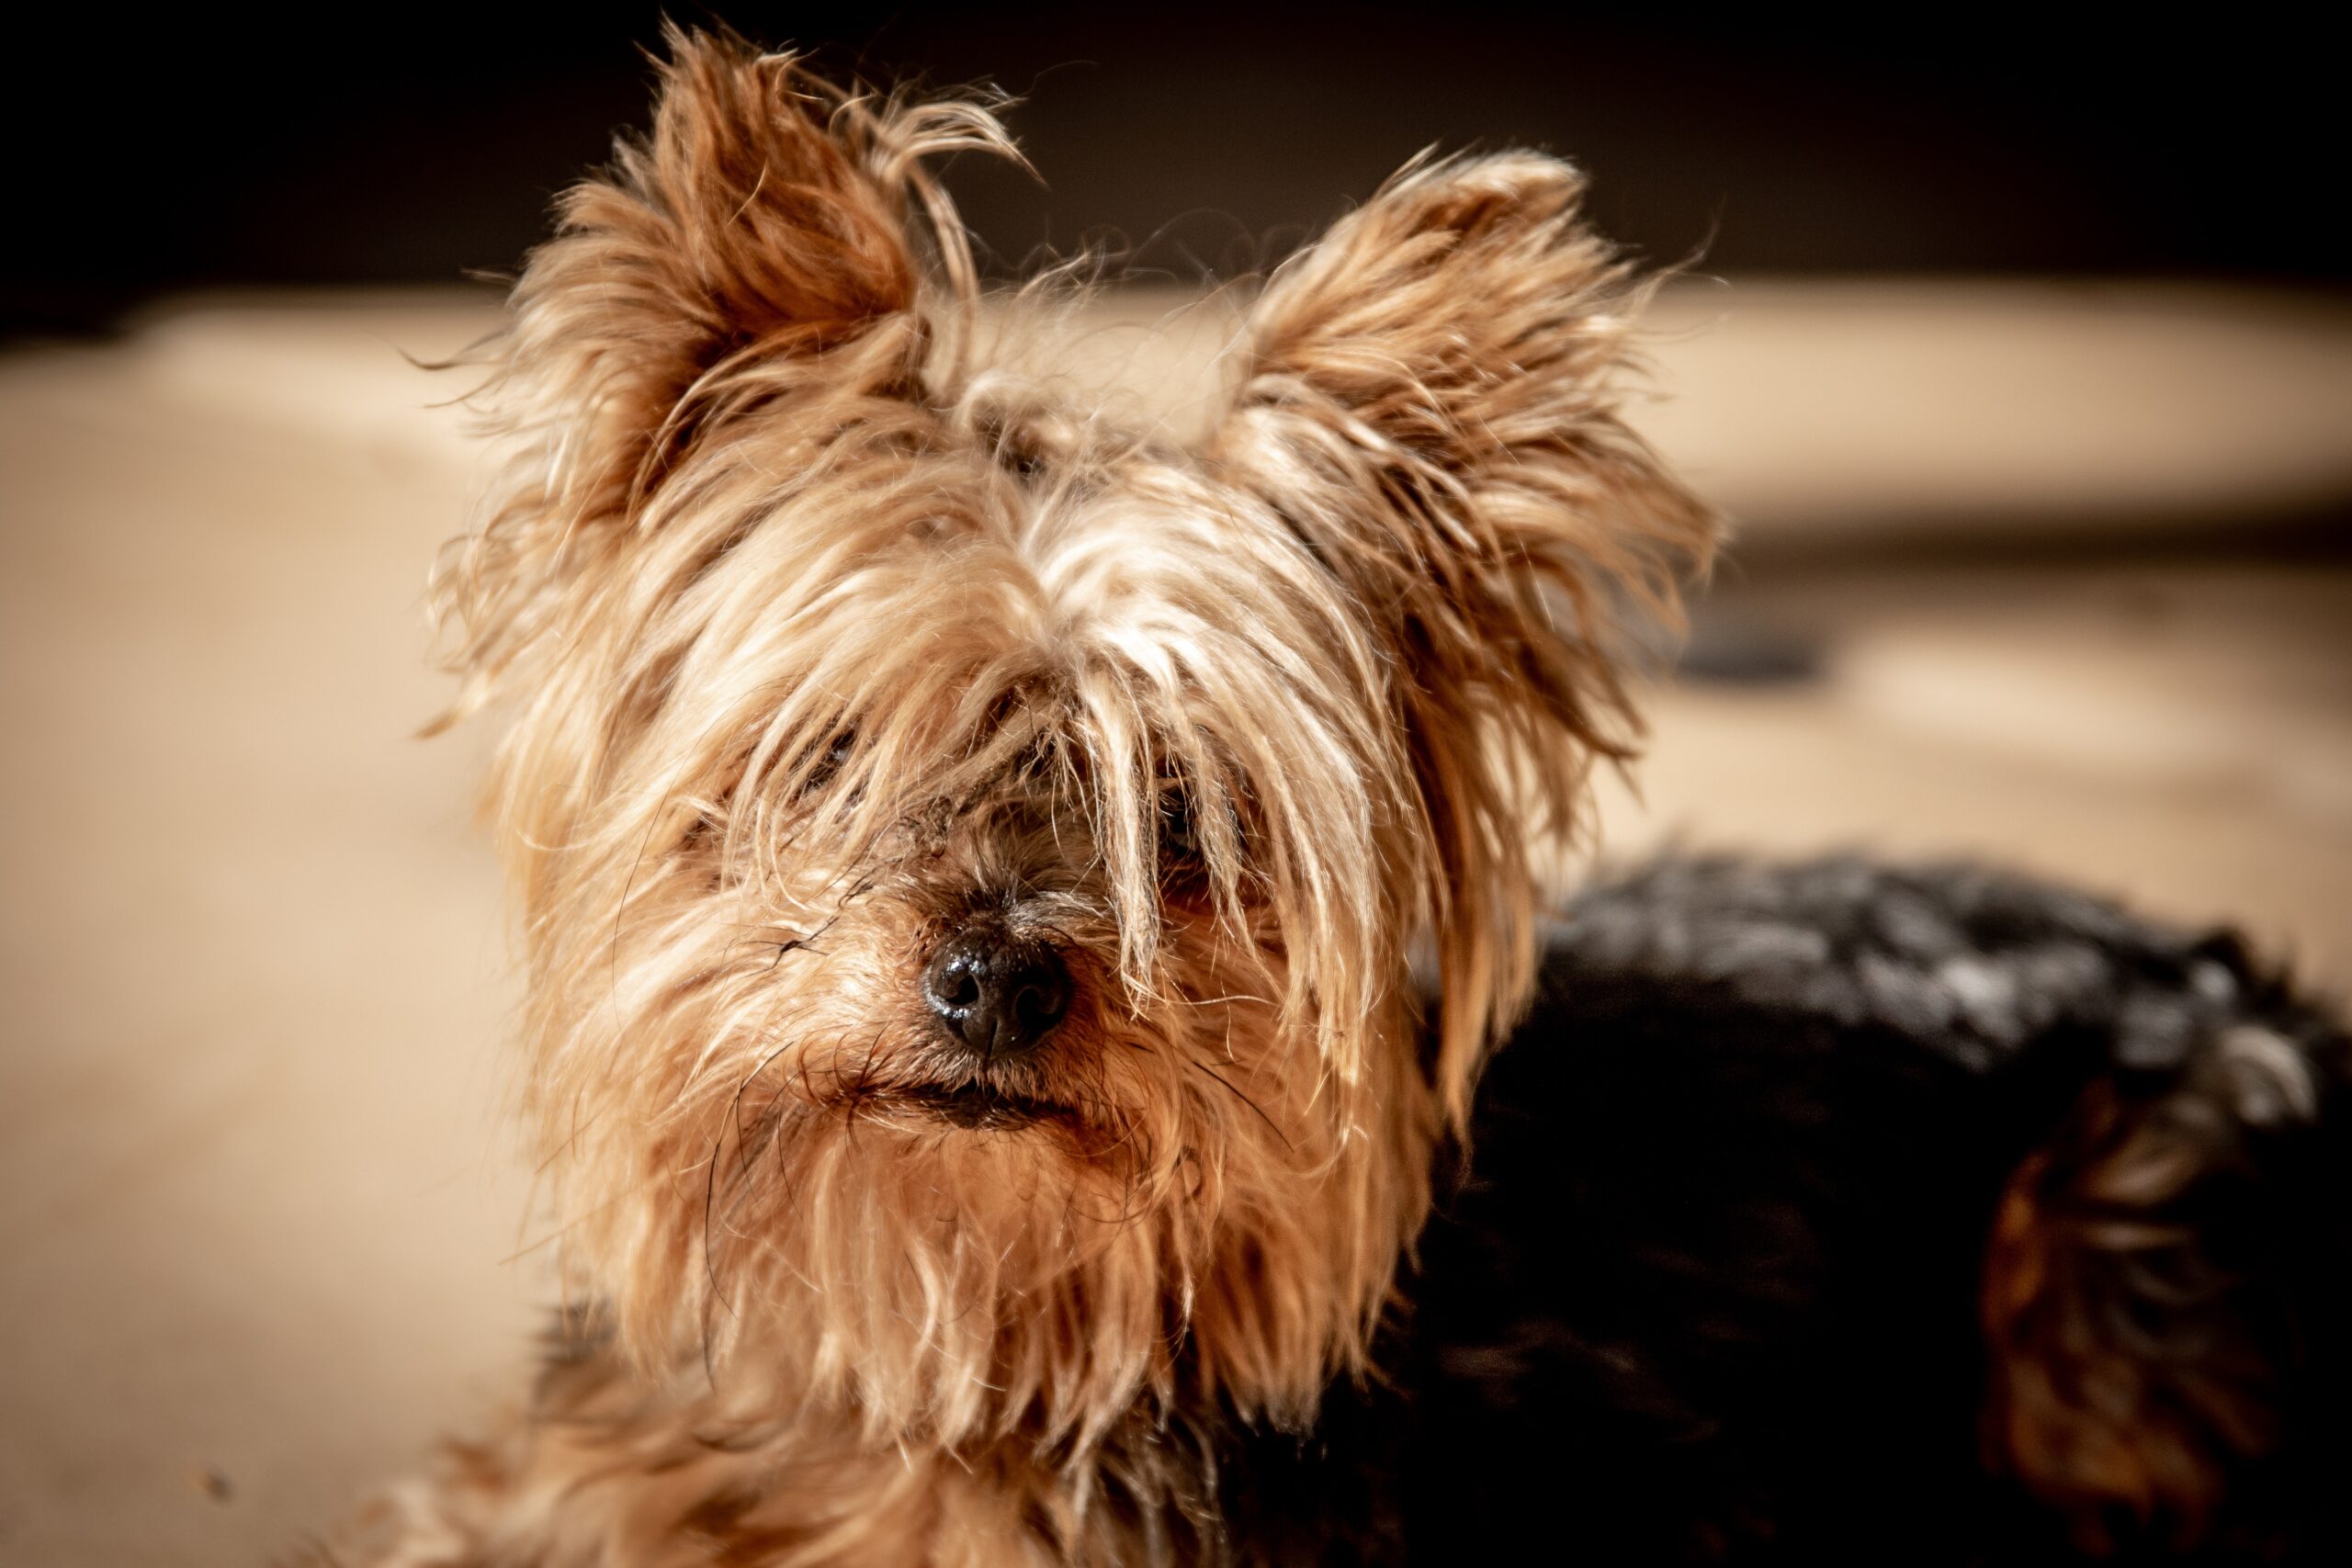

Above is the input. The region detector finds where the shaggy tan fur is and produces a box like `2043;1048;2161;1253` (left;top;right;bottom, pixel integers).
1982;1026;2318;1552
344;26;1716;1565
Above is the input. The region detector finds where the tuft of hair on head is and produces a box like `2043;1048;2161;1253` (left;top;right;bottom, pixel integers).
1210;150;1722;1124
427;23;1020;724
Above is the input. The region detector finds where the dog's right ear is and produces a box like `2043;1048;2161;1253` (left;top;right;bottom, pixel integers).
1204;154;1719;1120
433;27;1012;712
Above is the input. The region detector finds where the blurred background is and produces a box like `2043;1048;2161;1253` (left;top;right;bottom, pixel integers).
3;6;2346;1563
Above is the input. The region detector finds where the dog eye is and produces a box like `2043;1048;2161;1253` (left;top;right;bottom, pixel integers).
1160;801;1195;858
1158;788;1206;880
799;730;856;796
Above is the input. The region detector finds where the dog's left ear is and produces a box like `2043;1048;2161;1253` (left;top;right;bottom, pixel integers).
1208;153;1720;1119
436;27;1013;710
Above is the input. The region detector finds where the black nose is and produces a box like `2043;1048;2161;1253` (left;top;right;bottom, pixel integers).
922;928;1071;1062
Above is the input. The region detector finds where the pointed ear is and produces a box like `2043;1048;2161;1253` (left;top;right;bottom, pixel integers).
1208;153;1721;1120
435;28;1013;705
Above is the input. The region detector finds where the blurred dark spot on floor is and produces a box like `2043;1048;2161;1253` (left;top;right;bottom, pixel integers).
1679;616;1826;687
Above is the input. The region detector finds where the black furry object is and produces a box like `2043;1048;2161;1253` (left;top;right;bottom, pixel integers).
1227;855;2352;1565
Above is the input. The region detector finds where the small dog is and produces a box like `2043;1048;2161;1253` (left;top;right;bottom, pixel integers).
341;28;2349;1565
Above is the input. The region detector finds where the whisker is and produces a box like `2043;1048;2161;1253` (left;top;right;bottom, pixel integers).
1188;1057;1295;1151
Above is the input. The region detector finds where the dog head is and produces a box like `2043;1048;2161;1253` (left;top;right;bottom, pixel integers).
435;28;1713;1453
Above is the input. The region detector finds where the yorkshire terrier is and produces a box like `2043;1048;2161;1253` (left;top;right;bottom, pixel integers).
336;28;2350;1565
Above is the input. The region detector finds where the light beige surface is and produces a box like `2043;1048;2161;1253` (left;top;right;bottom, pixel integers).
0;307;537;1568
1596;562;2352;974
1;286;2347;1566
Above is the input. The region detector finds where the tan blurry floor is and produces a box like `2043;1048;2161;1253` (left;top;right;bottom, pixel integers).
1;284;2348;1566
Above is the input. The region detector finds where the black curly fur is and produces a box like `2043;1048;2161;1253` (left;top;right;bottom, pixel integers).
1218;855;2352;1565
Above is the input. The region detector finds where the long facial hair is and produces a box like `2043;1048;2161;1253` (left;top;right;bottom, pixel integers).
431;25;1716;1468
